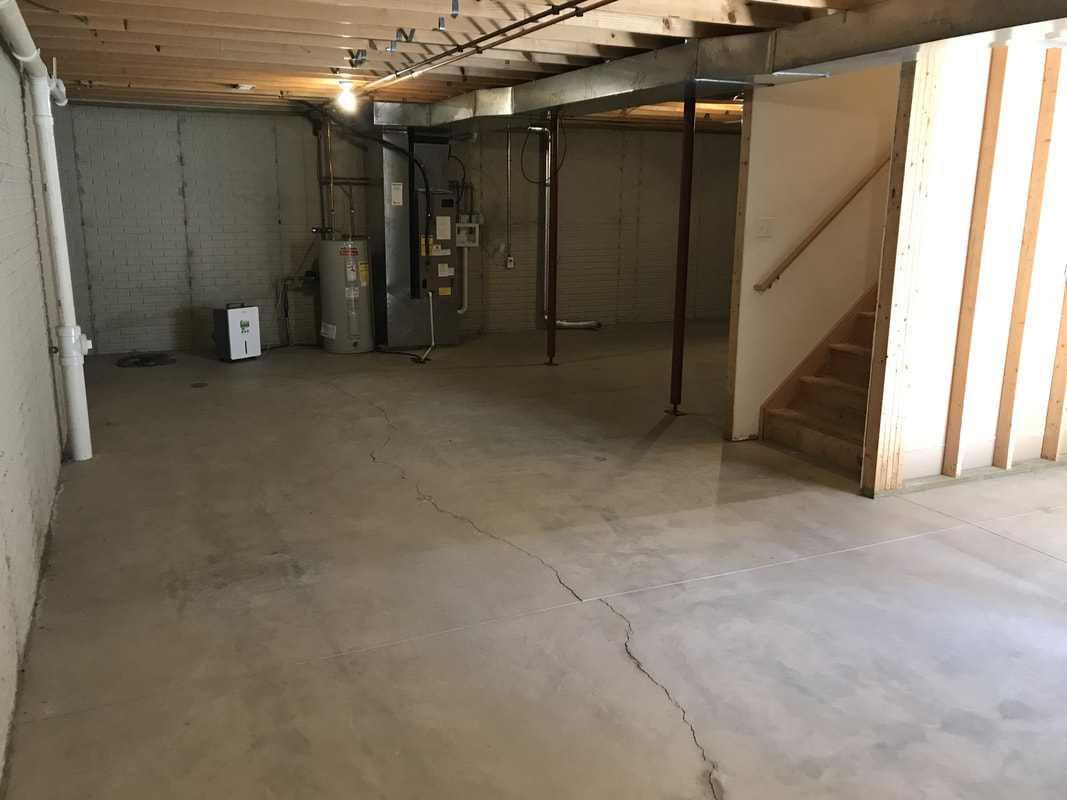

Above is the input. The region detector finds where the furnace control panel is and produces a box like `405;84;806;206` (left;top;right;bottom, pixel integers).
419;192;458;300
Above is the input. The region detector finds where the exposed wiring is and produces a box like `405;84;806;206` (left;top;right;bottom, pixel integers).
447;140;469;208
520;115;568;185
376;348;431;363
293;238;316;278
262;280;288;352
22;0;89;22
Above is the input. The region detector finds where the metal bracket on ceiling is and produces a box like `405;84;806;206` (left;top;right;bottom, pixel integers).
452;0;460;19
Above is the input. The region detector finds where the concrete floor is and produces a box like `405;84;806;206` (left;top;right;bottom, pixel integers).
6;322;1067;799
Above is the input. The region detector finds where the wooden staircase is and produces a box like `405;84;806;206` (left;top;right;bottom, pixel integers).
761;287;877;476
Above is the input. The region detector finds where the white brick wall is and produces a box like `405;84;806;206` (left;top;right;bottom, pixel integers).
455;127;740;333
56;107;360;354
0;55;64;769
60;106;737;349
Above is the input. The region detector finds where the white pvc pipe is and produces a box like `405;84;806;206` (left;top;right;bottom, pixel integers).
1;0;93;460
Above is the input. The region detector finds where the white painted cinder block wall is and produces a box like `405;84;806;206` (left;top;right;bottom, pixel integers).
54;106;353;353
730;65;901;439
453;127;740;332
0;56;65;766
57;105;739;352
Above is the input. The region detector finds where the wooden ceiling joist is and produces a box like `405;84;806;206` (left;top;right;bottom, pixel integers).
17;0;863;110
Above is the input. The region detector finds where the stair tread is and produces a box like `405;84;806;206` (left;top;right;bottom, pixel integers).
799;375;868;395
829;342;873;356
766;408;864;446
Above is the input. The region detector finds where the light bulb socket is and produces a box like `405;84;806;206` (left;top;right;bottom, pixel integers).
336;81;357;112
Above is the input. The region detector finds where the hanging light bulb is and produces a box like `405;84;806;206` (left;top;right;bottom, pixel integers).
336;81;357;113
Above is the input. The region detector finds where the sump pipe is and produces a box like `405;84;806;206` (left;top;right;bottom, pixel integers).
0;0;93;460
527;120;602;337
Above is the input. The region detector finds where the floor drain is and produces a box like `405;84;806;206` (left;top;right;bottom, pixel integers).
115;353;176;368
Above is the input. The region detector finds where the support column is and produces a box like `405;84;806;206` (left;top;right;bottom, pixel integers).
667;81;696;415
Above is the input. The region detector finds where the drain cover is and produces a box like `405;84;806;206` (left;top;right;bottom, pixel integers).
115;353;177;368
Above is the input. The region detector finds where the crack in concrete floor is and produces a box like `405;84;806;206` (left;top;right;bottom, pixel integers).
365;394;723;798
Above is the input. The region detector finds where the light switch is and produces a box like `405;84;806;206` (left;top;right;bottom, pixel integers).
756;217;775;238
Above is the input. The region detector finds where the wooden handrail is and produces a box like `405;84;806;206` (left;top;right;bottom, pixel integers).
753;155;891;293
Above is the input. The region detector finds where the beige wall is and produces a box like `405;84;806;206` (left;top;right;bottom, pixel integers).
730;65;901;438
897;35;1067;479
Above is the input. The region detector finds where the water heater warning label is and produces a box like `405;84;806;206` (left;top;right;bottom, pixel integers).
391;182;404;206
320;322;337;340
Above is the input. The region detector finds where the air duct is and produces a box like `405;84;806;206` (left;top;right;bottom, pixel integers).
371;0;1067;125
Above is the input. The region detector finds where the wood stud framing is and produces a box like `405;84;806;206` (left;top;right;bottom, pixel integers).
941;46;1008;479
724;90;754;442
860;60;916;497
1043;288;1067;462
992;47;1061;470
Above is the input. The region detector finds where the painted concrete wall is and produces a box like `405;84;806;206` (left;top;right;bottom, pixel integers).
54;106;348;353
730;65;901;439
56;105;739;352
452;127;740;333
0;56;64;769
896;36;1067;479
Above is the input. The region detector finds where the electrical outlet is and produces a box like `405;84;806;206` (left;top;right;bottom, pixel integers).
506;256;515;270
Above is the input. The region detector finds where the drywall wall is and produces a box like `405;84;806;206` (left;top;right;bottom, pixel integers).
57;105;739;352
895;37;1067;479
0;55;64;771
729;65;901;439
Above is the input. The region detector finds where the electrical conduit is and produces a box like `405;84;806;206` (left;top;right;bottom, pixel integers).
0;0;93;460
528;122;601;333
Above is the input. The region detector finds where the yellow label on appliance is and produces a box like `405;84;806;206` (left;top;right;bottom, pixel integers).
438;287;452;296
359;262;369;282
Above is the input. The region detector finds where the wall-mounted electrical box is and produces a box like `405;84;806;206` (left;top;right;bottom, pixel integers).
456;222;480;248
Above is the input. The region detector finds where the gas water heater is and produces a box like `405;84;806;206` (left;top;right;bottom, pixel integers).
317;238;375;354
